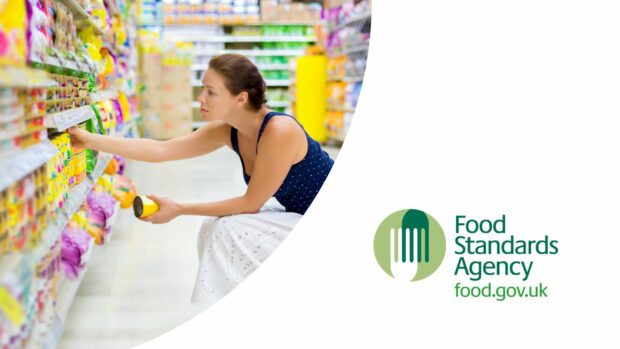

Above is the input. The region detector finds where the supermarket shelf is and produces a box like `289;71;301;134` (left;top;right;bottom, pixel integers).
0;66;58;88
90;153;114;181
193;100;289;108
258;64;291;70
328;76;364;83
56;246;93;319
22;279;54;349
120;123;133;137
192;79;291;87
241;21;317;26
332;12;371;31
106;202;121;234
33;179;93;264
192;100;289;108
29;55;96;76
266;79;292;87
31;151;112;267
57;0;89;19
45;106;95;131
182;36;316;43
103;39;124;57
90;90;118;103
42;237;95;349
0;142;59;192
343;12;371;26
106;0;123;17
36;154;120;349
191;63;290;71
140;21;161;27
165;21;315;28
58;0;106;35
343;43;370;55
268;101;291;107
327;104;356;113
329;134;346;143
194;49;305;56
115;120;136;138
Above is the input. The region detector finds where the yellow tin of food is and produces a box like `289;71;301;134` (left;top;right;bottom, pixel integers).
133;195;159;218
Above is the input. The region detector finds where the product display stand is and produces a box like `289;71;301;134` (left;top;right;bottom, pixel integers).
1;0;141;347
161;22;316;129
323;1;371;143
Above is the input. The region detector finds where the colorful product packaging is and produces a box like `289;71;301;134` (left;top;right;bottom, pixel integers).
0;0;27;66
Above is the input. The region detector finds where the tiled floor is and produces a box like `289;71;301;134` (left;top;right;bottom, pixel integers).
58;145;339;349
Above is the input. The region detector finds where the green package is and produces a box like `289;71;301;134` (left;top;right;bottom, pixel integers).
85;105;105;174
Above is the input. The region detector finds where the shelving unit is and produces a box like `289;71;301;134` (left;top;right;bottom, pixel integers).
191;79;292;87
191;63;291;71
323;1;371;143
57;0;106;35
35;151;118;349
163;22;315;128
0;142;58;192
343;43;369;55
0;66;58;88
193;49;306;56
90;90;119;103
331;12;371;31
44;106;96;131
40;238;93;349
30;146;120;269
328;76;364;83
1;0;140;346
327;104;356;113
192;100;290;109
185;36;315;43
28;53;97;77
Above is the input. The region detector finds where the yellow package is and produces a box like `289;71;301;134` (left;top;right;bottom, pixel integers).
0;0;27;65
117;92;131;122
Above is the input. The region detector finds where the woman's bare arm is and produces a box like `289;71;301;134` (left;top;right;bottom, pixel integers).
69;121;231;163
141;117;304;222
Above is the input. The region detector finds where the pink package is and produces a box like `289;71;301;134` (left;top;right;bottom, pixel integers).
87;190;118;239
61;227;91;280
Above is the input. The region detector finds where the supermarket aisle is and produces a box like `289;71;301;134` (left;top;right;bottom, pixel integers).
58;147;245;349
58;145;339;349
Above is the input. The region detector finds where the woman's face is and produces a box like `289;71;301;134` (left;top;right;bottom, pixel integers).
196;69;237;121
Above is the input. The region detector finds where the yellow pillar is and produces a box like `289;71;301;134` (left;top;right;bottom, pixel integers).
295;55;327;143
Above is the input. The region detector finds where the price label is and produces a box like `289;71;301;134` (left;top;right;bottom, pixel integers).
52;107;94;131
47;56;60;67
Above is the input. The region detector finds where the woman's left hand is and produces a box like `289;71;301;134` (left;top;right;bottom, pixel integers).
140;194;181;224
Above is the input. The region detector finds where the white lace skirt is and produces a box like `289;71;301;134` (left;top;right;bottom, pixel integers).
191;200;302;307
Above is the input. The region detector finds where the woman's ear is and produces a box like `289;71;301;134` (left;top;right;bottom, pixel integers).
236;91;249;107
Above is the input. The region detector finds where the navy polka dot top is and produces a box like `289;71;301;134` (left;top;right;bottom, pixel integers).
230;111;334;215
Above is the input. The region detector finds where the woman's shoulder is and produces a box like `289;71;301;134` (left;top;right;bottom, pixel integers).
262;113;304;140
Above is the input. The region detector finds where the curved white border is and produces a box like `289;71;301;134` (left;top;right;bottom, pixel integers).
140;0;620;347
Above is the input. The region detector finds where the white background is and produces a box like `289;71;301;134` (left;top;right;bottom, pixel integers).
139;1;620;347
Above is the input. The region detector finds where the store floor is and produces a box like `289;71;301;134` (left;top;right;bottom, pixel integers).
58;145;340;349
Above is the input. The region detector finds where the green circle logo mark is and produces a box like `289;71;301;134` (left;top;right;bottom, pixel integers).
374;209;446;281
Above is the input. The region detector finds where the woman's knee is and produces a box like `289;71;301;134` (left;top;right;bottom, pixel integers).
198;217;226;255
205;216;238;245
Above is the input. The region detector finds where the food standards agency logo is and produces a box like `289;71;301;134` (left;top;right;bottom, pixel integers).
374;209;446;281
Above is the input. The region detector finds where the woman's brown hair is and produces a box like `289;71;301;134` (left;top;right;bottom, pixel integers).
208;54;267;111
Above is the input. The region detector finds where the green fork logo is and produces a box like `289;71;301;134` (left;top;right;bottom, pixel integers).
374;209;446;281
